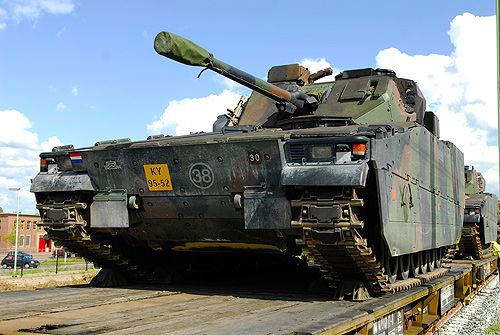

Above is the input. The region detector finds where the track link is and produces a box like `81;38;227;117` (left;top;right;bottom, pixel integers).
292;189;450;296
459;223;483;259
36;199;147;280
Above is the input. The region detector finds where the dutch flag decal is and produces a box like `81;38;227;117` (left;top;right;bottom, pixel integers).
69;153;83;163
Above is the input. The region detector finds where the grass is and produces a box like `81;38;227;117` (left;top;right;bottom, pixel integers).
2;260;96;277
42;257;88;265
0;256;100;292
0;257;99;291
488;323;500;333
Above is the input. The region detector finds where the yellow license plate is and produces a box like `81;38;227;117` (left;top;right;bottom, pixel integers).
143;164;173;191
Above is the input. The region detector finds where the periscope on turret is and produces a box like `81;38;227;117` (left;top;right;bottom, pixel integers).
31;31;465;297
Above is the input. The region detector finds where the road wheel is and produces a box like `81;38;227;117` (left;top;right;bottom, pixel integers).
1;263;7;269
398;254;410;280
435;248;443;268
24;263;30;269
410;252;421;277
427;249;435;272
383;248;398;284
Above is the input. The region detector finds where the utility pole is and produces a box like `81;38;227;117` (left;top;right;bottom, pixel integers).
8;188;20;273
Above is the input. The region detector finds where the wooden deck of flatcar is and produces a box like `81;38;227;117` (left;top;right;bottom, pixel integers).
0;256;496;335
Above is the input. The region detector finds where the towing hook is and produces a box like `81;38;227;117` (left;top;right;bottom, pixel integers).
128;196;141;210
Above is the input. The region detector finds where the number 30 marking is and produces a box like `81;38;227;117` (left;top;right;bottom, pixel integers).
248;152;261;165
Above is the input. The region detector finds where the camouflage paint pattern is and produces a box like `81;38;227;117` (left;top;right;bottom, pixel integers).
374;127;464;255
31;32;466;282
154;32;293;104
464;166;486;194
463;166;498;245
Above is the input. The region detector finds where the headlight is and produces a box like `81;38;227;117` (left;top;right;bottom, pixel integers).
310;146;333;159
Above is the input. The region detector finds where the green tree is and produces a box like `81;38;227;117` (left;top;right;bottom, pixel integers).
4;223;20;246
0;206;3;213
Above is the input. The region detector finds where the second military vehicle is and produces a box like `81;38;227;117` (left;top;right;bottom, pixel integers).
31;32;465;296
459;166;498;259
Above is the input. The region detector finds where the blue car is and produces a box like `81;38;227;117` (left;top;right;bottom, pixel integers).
1;255;40;269
7;251;33;259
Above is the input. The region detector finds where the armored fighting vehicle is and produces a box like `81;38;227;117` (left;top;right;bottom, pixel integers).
459;166;498;259
31;32;465;295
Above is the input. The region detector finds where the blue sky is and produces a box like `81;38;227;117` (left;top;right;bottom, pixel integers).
0;0;497;213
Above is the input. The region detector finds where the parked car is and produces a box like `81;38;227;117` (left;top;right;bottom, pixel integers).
1;255;40;269
6;251;33;259
52;248;73;258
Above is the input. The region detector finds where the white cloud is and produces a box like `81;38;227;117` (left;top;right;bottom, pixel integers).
39;0;74;14
57;26;66;39
56;102;67;111
71;86;78;96
0;109;63;214
218;77;243;90
147;90;242;136
0;110;39;149
0;0;75;30
41;136;63;152
0;176;20;189
0;7;7;30
376;13;499;197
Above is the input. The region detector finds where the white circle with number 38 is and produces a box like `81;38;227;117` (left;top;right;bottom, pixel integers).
189;163;215;189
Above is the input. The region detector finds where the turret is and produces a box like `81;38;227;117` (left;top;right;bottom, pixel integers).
154;31;330;116
464;165;486;194
154;32;427;130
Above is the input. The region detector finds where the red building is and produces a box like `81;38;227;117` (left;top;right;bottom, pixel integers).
0;213;53;254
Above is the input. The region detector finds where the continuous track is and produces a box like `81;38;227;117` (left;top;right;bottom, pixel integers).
292;188;451;296
38;190;451;295
459;223;483;259
36;198;150;284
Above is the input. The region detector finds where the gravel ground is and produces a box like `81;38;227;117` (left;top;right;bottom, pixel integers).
0;270;97;291
436;274;500;335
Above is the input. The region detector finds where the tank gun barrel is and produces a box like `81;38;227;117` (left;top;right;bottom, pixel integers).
154;31;317;112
